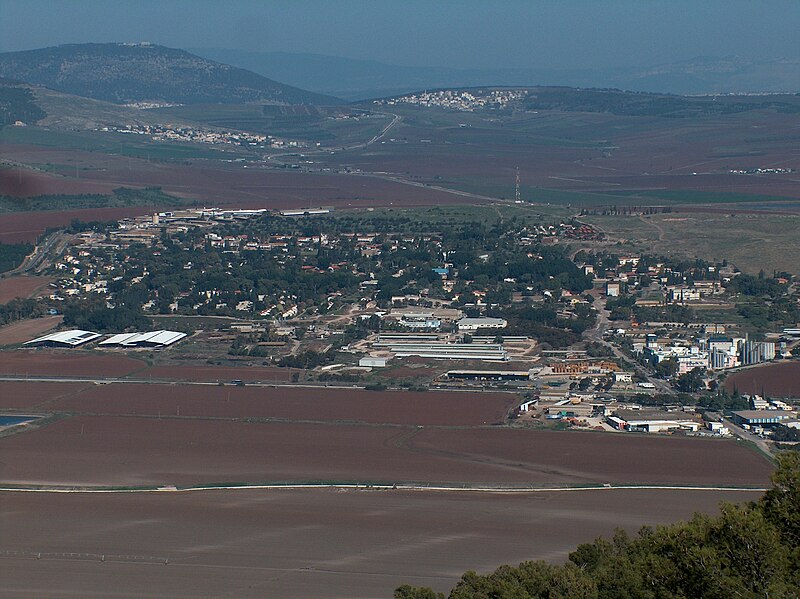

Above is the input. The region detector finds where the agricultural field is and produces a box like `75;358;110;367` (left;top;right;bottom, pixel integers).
0;413;771;488
581;211;800;274
725;362;800;398
0;315;62;345
0;275;52;303
0;349;146;377
0;486;761;599
32;381;517;427
0;375;773;597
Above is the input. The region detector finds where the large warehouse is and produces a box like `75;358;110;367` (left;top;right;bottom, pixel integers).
732;410;796;427
24;330;102;347
612;410;701;433
98;330;187;348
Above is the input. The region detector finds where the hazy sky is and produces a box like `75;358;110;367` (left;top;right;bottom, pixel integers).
1;0;798;69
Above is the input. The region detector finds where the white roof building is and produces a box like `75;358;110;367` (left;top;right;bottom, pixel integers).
98;330;187;348
25;329;102;347
456;317;507;332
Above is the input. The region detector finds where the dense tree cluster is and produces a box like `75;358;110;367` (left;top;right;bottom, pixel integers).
0;297;44;326
0;187;182;213
0;242;32;273
728;273;790;299
522;87;800;118
0;82;46;127
396;453;800;598
500;303;595;349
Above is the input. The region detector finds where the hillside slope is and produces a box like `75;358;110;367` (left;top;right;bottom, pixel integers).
0;43;341;106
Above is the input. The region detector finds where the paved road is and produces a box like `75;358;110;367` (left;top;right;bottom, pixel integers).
0;374;364;389
2;230;71;278
0;482;768;494
266;111;402;164
721;416;774;457
586;296;674;395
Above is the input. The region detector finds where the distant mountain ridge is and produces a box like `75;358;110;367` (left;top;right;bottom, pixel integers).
0;43;342;106
192;48;800;100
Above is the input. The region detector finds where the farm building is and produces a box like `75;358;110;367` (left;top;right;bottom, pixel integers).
25;329;102;347
98;330;187;348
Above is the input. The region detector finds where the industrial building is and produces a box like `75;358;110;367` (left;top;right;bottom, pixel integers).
25;329;102;347
372;340;508;361
612;410;701;433
455;317;507;332
98;330;187;348
445;370;531;381
548;400;597;418
359;356;389;368
732;410;796;427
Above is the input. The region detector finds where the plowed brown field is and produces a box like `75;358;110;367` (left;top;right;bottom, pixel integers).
0;487;763;599
45;383;516;426
725;362;800;398
0;276;53;303
0;416;771;488
0;350;145;377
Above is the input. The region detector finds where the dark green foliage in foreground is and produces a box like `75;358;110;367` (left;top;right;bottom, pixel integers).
396;453;800;598
0;241;32;273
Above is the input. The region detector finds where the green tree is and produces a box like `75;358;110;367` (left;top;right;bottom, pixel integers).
674;367;705;392
394;585;444;599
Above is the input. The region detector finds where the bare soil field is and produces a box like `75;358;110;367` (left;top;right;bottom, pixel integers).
0;350;145;377
138;364;297;383
408;427;770;487
0;207;160;243
46;383;516;426
0;144;473;207
321;111;800;200
0;416;771;488
0;275;53;303
0;315;62;345
0;486;762;599
725;362;800;398
0;381;87;410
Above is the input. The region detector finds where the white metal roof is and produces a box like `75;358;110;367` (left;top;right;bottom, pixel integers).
25;329;102;346
98;333;141;346
99;330;187;347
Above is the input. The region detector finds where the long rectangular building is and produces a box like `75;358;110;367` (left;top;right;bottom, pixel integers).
25;330;101;347
99;330;187;348
732;410;796;426
373;341;508;361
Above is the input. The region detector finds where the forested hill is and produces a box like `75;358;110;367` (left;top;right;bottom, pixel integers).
0;78;46;127
0;43;342;106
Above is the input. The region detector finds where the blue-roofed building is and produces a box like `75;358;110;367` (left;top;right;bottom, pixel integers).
732;410;795;427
